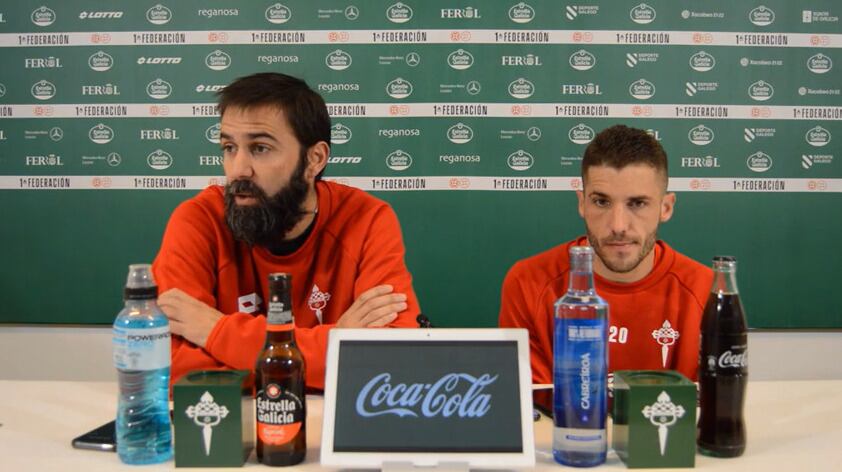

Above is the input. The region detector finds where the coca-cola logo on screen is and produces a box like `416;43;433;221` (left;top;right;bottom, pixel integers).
355;372;497;419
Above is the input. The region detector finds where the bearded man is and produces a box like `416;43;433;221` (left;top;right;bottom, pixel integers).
499;124;712;384
153;73;420;390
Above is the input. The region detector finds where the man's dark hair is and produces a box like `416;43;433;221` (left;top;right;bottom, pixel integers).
218;72;331;179
581;124;668;189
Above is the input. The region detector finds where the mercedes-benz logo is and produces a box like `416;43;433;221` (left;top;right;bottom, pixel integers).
49;127;63;141
466;80;481;95
345;5;359;20
107;152;122;167
527;126;542;141
405;52;420;67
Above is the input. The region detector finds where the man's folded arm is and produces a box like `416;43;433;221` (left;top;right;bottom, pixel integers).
355;204;421;328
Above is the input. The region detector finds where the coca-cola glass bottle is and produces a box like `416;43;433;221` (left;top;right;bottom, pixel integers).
697;256;747;457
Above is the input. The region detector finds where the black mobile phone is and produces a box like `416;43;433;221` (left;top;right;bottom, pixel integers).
71;420;116;452
533;388;553;419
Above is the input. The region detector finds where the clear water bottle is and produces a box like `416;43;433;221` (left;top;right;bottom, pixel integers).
112;264;173;464
553;246;608;467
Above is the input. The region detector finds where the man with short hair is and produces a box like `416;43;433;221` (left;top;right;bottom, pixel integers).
499;124;712;384
153;73;420;389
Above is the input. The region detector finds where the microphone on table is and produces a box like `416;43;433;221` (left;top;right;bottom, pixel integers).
416;313;433;328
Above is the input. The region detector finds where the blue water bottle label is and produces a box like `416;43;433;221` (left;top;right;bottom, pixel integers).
553;317;607;453
113;326;171;371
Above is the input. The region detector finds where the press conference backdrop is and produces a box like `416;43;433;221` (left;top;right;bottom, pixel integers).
0;1;840;328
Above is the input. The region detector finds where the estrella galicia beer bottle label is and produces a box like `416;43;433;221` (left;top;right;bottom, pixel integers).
256;383;304;445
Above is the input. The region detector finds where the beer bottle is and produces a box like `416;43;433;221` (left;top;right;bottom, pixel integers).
255;273;306;466
697;256;748;457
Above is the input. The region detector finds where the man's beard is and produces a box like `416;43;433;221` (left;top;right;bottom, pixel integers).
586;225;658;274
224;159;309;247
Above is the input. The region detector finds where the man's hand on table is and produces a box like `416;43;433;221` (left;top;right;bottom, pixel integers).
157;288;223;348
336;284;408;328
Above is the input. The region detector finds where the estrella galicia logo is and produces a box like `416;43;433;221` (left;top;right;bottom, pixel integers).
146;4;172;25
508;78;534;99
265;3;292;24
508;2;535;24
746;152;772;172
205;50;231;71
146;78;172;99
31;80;56;100
147;149;173;170
326;50;352;71
31;6;56;27
331;123;352;144
447;123;474;144
807;53;832;74
89;123;114;144
205;123;221;144
748;80;773;101
749;5;775;26
805;126;831;147
689;51;715;72
386;78;413;99
386;2;413;24
569;50;596;71
688;125;714;145
569;124;595;144
630;3;656;24
507;150;534;171
629;79;655;100
88;51;114;71
447;49;474;70
355;373;496;418
386;150;412;171
0;83;6;98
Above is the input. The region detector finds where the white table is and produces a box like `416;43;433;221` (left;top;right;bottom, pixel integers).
0;380;840;471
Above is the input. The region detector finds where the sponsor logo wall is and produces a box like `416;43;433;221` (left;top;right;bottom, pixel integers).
0;1;839;192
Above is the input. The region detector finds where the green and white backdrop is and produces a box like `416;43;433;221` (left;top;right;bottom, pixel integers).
0;1;840;328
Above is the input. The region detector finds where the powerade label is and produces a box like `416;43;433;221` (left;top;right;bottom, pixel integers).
113;326;170;371
553;317;606;453
257;383;304;445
